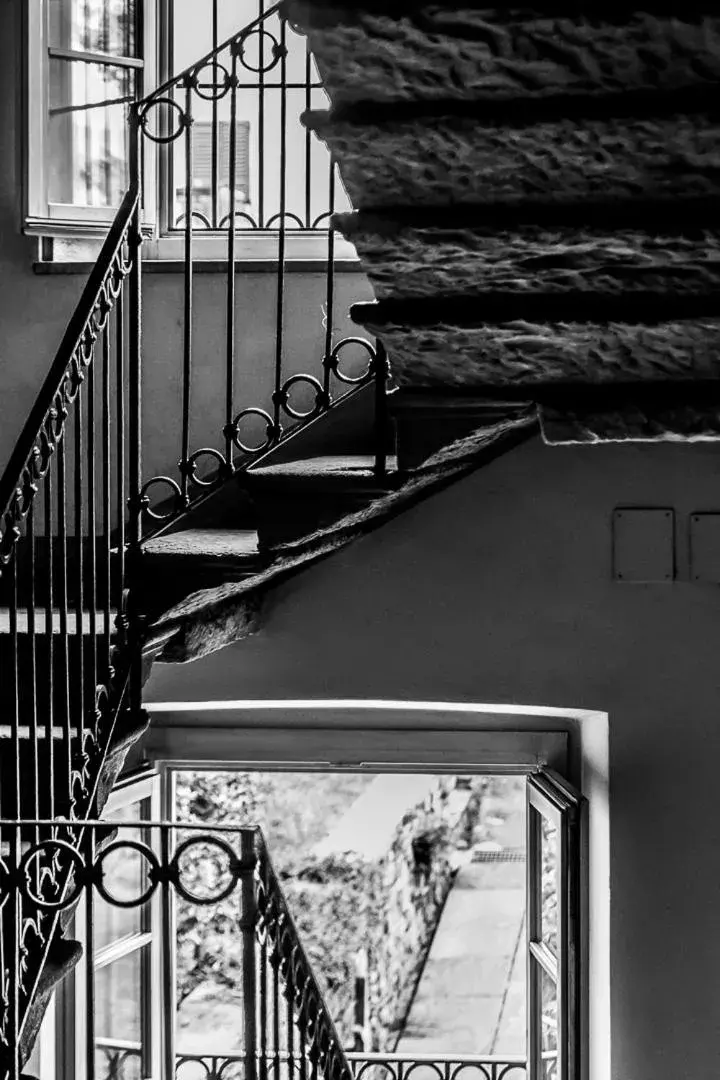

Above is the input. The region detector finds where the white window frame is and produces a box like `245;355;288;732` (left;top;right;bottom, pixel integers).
26;1;360;264
30;771;163;1080
25;0;158;240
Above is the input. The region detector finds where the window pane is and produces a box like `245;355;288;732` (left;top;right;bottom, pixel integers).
540;966;559;1080
540;814;558;954
48;58;134;207
94;950;145;1043
95;802;152;950
95;1043;142;1080
48;0;138;57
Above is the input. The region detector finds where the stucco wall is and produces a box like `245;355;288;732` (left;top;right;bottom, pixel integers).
146;437;720;1080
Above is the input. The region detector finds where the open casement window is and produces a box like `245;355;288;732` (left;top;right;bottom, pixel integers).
79;773;162;1080
526;770;583;1080
26;773;163;1080
26;0;156;238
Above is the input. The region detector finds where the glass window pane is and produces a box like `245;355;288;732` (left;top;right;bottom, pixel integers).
95;1043;143;1080
48;0;138;57
48;58;135;207
94;950;145;1043
540;814;558;954
95;802;154;950
540;966;559;1080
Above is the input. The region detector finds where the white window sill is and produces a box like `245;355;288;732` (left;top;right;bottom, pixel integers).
31;228;361;271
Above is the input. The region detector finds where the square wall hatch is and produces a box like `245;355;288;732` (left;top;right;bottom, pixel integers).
690;513;720;583
612;507;675;583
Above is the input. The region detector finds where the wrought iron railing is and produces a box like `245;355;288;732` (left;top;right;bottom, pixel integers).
0;3;388;1069
0;183;144;1076
133;3;387;530
94;1045;530;1080
0;822;356;1080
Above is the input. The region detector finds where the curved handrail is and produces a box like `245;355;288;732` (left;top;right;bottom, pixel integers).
254;829;355;1080
0;184;140;566
138;2;282;106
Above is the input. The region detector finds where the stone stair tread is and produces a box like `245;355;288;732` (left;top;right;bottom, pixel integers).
353;317;720;389
305;107;720;210
287;0;720;109
143;528;261;562
246;454;399;486
335;213;720;300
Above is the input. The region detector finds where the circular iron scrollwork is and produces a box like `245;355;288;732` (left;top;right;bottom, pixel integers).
275;374;327;422
236;27;286;74
94;840;160;909
140;475;184;521
139;96;189;145
327;337;375;386
190;59;233;101
19;840;86;912
186;447;228;488
228;407;278;455
171;835;242;906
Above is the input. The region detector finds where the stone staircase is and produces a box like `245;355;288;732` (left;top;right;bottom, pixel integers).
283;0;720;444
139;383;534;663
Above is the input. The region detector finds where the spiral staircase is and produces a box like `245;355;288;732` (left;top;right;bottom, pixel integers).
1;0;719;1075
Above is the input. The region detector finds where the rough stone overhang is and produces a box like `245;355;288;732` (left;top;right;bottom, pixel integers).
144;411;535;663
284;0;720;445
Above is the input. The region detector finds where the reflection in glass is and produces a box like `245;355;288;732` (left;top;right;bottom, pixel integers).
48;0;138;57
540;815;558;954
48;59;134;207
94;839;149;951
94;952;143;1042
540;966;559;1080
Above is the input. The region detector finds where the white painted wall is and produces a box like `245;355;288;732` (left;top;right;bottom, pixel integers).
145;438;720;1080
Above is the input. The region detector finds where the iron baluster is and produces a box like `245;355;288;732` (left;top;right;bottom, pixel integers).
260;929;269;1080
322;161;336;404
272;17;288;438
88;355;98;743
258;0;266;230
286;934;295;1080
373;340;389;480
73;371;85;816
224;46;240;476
102;319;112;678
243;830;259;1080
27;504;39;836
211;0;219;229
115;290;126;608
160;826;175;1080
304;44;312;228
44;471;54;824
57;437;71;808
85;829;96;1080
180;77;195;507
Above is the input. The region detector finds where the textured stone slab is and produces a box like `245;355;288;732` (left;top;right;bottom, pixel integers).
307;109;720;208
287;3;720;106
352;318;720;387
335;214;720;298
540;398;720;442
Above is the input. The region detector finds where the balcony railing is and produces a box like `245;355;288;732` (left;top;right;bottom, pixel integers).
93;1045;530;1080
0;821;355;1080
